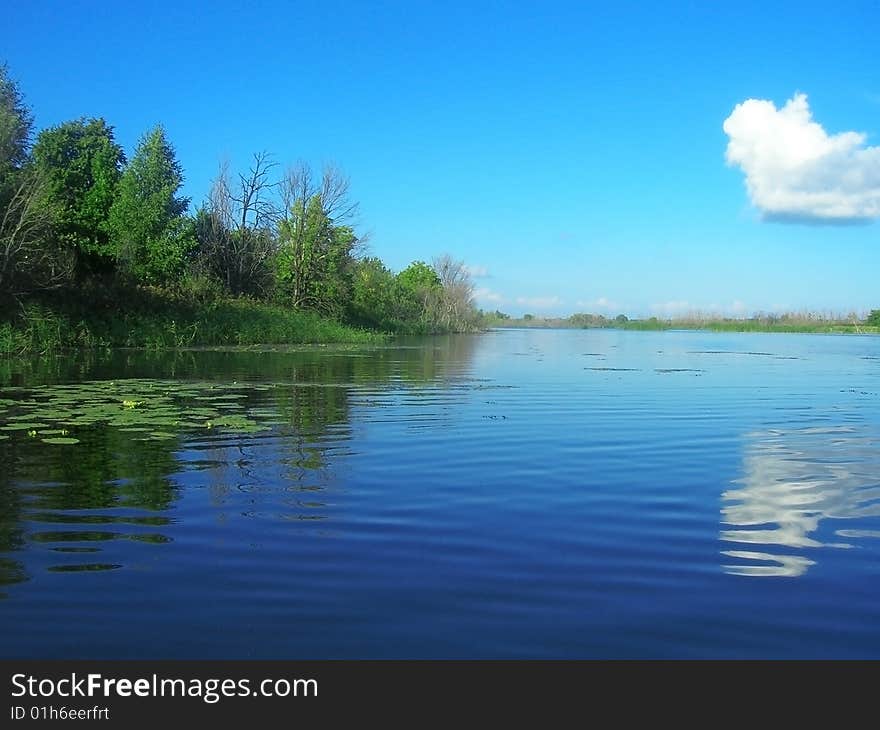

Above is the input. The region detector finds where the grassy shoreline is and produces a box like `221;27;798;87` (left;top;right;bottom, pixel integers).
0;289;385;355
493;317;880;335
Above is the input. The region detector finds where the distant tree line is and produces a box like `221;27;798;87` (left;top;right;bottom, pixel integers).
0;63;479;335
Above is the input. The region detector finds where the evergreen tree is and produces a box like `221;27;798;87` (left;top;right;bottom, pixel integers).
109;125;194;285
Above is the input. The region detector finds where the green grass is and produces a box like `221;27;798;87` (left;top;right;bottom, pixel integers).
617;318;880;334
0;288;385;355
491;314;880;335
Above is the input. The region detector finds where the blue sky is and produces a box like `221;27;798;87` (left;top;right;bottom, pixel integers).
5;0;879;317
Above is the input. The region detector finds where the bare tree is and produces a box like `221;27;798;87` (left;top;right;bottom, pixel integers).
231;151;280;232
431;254;478;332
196;153;279;295
0;169;73;297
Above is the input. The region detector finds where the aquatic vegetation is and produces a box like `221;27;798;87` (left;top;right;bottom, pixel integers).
0;378;285;446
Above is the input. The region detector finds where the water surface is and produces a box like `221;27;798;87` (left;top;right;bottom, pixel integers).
2;329;880;658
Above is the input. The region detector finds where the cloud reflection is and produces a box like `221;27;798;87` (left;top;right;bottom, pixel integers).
722;425;880;577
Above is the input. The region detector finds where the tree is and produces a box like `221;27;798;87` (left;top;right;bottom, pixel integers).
31;118;125;276
108;125;194;285
431;254;478;331
396;260;441;329
0;168;73;297
0;64;71;298
348;256;398;329
274;163;361;317
397;260;440;293
0;63;33;196
195;153;278;296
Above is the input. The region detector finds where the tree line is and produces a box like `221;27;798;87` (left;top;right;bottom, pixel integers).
0;63;479;336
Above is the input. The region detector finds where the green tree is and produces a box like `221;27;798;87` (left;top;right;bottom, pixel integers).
0;63;33;195
274;164;359;317
108;125;194;285
395;260;441;330
32;118;125;276
348;256;398;329
397;260;440;293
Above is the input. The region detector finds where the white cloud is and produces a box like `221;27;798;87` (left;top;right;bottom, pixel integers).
650;300;749;318
516;295;562;310
650;300;692;317
576;296;618;311
474;287;504;304
464;264;489;278
723;93;880;222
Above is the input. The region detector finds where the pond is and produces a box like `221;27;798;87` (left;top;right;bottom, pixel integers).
2;328;880;658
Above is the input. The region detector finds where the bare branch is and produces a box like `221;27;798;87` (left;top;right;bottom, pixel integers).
0;169;73;297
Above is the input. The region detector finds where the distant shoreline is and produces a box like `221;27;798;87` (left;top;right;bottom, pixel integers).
490;318;880;335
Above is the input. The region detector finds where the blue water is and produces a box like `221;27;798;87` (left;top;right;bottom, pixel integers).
2;328;880;658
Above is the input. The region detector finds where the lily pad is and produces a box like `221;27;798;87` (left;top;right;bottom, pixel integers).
41;437;81;445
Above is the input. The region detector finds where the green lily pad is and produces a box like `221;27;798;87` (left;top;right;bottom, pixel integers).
41;437;81;445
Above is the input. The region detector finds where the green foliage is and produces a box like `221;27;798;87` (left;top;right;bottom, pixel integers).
867;310;880;327
32;118;125;275
568;312;608;328
347;257;437;332
108;125;195;285
348;257;398;330
479;309;512;327
397;260;441;293
274;194;357;318
0;63;33;194
0;70;490;347
0;288;384;354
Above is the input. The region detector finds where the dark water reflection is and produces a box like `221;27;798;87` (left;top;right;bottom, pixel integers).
2;330;880;657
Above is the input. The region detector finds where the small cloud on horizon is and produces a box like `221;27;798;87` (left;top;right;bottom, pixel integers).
576;296;618;311
723;93;880;223
649;300;750;317
474;286;505;304
650;300;692;317
516;295;563;310
464;264;490;278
